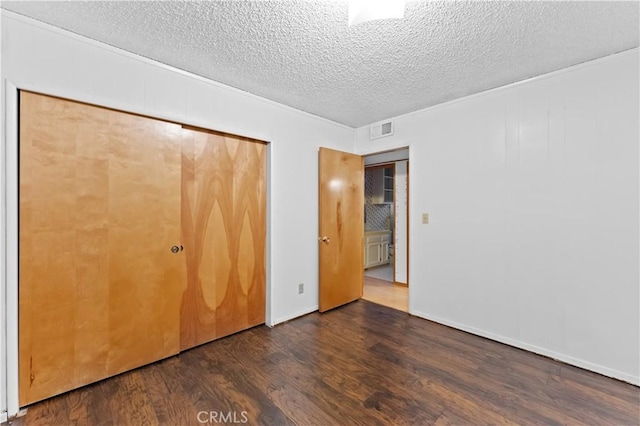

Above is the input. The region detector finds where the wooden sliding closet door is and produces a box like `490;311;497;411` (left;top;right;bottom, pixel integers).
180;128;266;350
19;92;184;405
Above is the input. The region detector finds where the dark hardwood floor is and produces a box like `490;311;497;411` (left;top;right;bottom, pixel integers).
9;300;640;425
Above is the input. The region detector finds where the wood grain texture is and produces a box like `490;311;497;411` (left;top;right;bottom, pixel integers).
19;91;184;405
180;127;266;350
318;147;364;312
363;276;407;312
11;300;640;425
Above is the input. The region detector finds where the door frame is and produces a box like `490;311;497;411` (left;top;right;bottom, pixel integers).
1;81;274;418
361;147;411;310
363;162;396;280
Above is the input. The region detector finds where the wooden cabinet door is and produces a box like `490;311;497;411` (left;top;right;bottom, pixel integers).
180;127;266;350
365;241;381;268
370;168;384;204
381;242;390;264
19;92;184;405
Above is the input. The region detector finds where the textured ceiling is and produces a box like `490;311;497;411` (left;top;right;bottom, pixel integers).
2;1;638;127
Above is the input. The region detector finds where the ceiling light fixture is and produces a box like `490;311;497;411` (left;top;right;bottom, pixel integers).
348;0;406;26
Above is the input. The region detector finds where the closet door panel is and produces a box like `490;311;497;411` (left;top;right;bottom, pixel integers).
19;92;183;405
180;129;266;350
224;139;266;334
103;110;184;375
180;129;232;349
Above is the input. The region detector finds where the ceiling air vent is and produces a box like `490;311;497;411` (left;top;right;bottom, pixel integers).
370;120;394;140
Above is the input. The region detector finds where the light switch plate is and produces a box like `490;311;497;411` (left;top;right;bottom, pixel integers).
422;213;429;224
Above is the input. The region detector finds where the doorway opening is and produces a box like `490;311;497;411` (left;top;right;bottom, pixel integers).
362;148;409;312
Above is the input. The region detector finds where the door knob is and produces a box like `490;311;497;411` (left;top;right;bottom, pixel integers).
318;236;330;243
171;245;180;253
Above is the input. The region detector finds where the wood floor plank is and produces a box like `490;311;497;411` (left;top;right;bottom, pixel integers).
64;387;91;426
559;362;640;404
362;276;408;312
288;319;446;423
138;359;198;425
433;404;519;426
10;300;640;426
85;377;118;426
546;371;640;425
266;323;393;426
205;330;343;426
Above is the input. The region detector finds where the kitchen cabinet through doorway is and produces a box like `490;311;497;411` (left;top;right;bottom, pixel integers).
364;231;391;269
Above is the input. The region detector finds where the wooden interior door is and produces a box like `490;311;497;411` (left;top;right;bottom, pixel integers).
180;127;266;350
19;92;184;405
318;148;364;312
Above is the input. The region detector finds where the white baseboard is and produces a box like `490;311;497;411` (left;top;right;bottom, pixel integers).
411;310;640;386
271;306;318;326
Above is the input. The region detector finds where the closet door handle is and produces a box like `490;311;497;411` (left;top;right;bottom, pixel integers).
171;245;180;253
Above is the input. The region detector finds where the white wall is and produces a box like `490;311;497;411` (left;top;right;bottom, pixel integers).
0;9;6;422
355;49;640;384
0;12;354;416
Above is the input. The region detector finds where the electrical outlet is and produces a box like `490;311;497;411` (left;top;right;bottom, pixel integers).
422;213;429;224
298;283;304;294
